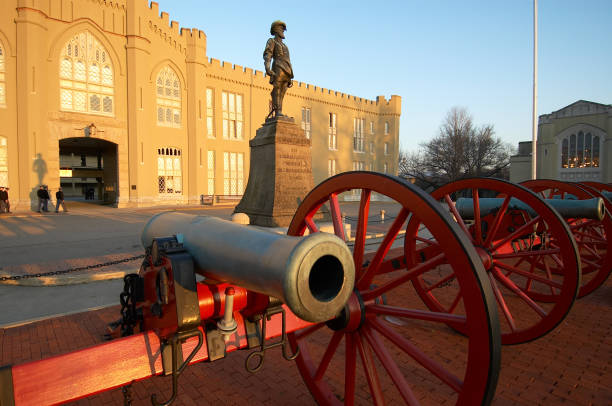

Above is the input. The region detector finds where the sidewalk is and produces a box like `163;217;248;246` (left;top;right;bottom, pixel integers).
0;201;237;286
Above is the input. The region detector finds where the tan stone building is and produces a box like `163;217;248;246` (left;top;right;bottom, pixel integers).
510;100;611;184
0;0;400;209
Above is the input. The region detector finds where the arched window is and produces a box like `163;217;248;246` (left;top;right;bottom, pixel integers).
157;147;182;195
560;132;600;169
0;137;7;187
156;66;181;127
59;31;114;115
0;44;6;107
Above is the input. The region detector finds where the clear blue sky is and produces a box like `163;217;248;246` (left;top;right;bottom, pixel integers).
162;0;611;153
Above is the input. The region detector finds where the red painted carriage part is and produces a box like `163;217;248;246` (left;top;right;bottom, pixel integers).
287;172;501;406
3;298;311;406
411;178;580;345
521;179;612;298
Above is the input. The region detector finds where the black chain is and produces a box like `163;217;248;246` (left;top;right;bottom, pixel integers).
0;254;145;281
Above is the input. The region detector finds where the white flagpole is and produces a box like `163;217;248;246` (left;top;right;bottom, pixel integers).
531;0;538;179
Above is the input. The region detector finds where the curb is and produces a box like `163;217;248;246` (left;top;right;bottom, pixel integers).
0;269;137;287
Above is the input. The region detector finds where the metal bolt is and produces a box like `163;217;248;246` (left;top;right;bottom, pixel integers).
217;286;238;341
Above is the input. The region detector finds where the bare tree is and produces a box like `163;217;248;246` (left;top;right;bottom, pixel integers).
399;107;513;189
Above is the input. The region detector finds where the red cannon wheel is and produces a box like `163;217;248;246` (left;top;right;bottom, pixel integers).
580;181;612;194
408;178;580;345
287;172;500;406
522;179;612;298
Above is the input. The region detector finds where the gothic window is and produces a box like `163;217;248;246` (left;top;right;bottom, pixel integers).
207;150;215;194
206;88;215;138
560;132;600;168
0;44;5;107
301;107;311;139
157;147;182;195
59;31;114;115
156;66;181;127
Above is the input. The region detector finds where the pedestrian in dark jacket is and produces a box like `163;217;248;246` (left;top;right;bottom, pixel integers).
0;187;10;213
42;185;50;212
37;185;45;213
55;187;67;213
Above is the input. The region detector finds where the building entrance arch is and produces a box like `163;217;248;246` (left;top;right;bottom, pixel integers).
58;137;118;204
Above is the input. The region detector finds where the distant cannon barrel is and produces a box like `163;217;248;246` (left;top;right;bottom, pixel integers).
601;190;612;202
141;212;355;323
455;197;604;221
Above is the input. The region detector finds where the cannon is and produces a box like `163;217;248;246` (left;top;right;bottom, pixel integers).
0;172;503;406
520;180;612;298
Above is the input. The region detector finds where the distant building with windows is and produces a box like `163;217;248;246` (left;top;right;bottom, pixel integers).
510;100;611;184
0;0;400;208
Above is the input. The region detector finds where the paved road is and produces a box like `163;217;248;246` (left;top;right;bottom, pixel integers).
0;200;404;327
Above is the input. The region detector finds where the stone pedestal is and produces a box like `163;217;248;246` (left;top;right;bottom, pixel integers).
234;117;313;227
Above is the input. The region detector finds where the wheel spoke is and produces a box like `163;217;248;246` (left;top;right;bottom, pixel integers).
344;333;356;406
445;194;472;241
357;208;410;290
494;261;563;290
483;195;511;247
472;188;483;245
369;317;463;393
305;216;319;233
488;273;516;332
362;325;421;406
314;331;343;381
447;291;462;314
353;189;372;278
425;272;456;291
294;323;325;340
355;331;385;405
329;192;345;241
362;253;446;301
366;304;467;328
491;268;548;318
491;216;541;251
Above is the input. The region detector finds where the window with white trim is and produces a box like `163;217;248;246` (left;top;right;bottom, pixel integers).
223;152;244;195
206;88;214;138
383;163;388;174
352;161;365;171
207;150;215;194
0;136;7;186
384;142;389;155
59;31;114;115
353;118;365;152
560;131;600;168
0;44;5;107
156;66;181;127
328;113;337;150
222;92;243;140
328;159;336;177
384;121;390;135
157;147;182;195
370;121;374;134
301;107;311;139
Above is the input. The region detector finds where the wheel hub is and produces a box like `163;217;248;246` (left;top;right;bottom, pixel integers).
326;291;365;332
475;246;493;270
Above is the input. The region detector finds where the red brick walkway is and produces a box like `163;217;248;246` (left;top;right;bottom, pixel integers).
1;276;611;405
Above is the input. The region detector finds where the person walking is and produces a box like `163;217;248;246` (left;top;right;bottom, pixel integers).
42;185;50;212
37;185;45;213
55;187;67;213
0;186;10;213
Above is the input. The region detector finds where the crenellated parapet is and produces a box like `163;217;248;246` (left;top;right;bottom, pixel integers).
205;57;399;115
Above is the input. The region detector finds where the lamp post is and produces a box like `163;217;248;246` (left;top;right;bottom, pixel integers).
531;0;538;179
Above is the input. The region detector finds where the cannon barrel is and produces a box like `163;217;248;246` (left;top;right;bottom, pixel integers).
141;212;355;323
455;197;604;221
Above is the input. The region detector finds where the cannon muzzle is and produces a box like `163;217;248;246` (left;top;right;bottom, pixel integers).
455;197;604;221
141;212;355;323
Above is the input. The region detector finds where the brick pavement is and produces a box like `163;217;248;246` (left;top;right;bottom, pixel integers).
1;273;610;405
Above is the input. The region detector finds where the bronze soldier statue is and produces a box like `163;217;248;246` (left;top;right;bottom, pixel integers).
264;20;293;119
